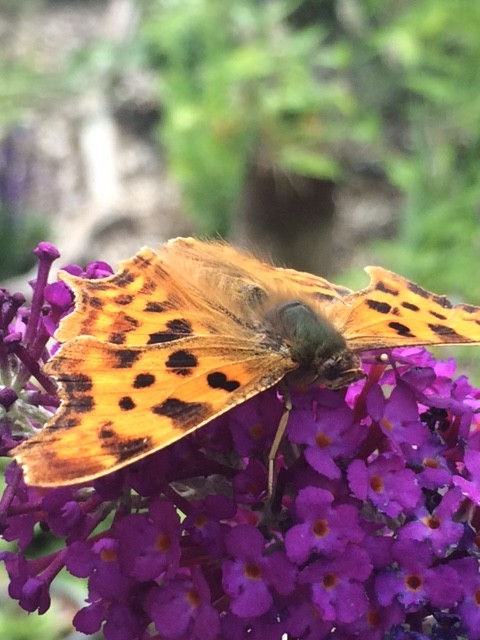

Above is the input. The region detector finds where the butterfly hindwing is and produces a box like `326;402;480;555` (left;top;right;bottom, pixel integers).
164;238;353;304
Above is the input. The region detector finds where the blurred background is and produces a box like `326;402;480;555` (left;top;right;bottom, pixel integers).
1;0;480;293
1;0;480;635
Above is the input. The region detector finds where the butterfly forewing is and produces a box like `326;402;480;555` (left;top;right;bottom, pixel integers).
339;266;480;349
15;335;295;485
57;247;253;346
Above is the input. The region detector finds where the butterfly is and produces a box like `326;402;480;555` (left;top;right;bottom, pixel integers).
13;237;480;487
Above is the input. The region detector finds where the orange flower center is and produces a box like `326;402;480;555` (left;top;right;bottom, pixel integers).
100;548;117;562
315;432;331;448
405;574;423;591
322;573;338;589
187;589;201;607
312;519;329;538
156;533;171;552
244;562;261;580
425;515;440;530
370;475;384;493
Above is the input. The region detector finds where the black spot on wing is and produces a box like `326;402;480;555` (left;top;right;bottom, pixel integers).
431;294;452;309
407;282;429;299
148;319;193;344
117;446;141;465
367;299;392;314
73;395;95;413
133;373;156;388
99;423;115;439
152;397;211;429
114;294;134;306
63;374;93;393
401;301;420;312
165;350;198;376
119;396;136;411
116;270;135;286
100;429;152;463
89;296;104;309
428;324;462;339
375;281;399;296
460;304;480;314
144;301;168;313
429;310;447;321
389;321;415;338
167;318;193;336
136;253;155;269
139;279;157;295
109;332;126;345
52;417;80;431
114;349;142;368
207;371;241;392
122;315;140;329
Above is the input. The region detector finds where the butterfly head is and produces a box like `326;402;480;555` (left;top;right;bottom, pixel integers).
313;348;364;389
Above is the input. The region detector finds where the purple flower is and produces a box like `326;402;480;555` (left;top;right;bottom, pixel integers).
450;557;480;639
41;487;88;539
348;453;422;518
183;494;236;557
115;498;181;580
340;585;404;640
0;551;51;614
222;524;296;617
284;486;364;563
398;487;464;556
288;388;364;479
453;448;480;504
146;569;220;640
298;544;372;624
367;381;428;447
228;388;283;457
404;434;452;490
376;539;463;611
67;538;148;639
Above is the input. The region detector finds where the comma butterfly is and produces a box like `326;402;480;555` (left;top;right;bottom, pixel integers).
14;237;480;486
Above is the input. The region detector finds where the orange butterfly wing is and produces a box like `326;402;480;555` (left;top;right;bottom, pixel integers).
336;266;480;349
15;335;292;485
56;247;237;345
16;240;305;486
13;238;480;486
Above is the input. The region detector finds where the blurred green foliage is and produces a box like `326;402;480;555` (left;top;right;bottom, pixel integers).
139;0;480;299
1;0;480;294
141;0;354;236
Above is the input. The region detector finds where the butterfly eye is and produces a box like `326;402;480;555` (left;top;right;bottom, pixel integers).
319;350;364;389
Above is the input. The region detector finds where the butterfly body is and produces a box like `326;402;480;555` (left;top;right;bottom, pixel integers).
13;237;480;486
263;300;362;388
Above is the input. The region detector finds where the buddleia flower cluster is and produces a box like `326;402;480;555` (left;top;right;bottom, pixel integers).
2;243;480;639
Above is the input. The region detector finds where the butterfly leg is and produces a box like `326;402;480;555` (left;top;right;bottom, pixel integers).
268;383;292;496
